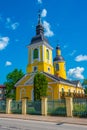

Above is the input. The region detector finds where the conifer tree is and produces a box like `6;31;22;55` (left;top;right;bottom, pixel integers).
34;72;48;100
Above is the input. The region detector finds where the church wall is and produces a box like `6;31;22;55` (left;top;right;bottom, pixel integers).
16;82;84;101
59;83;75;92
51;84;59;99
54;62;66;79
44;45;53;65
58;83;84;96
28;48;31;64
40;45;42;61
16;85;33;101
46;76;55;82
76;87;84;94
27;62;54;74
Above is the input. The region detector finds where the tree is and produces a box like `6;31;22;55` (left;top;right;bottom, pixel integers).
82;79;87;94
34;72;48;100
4;69;24;99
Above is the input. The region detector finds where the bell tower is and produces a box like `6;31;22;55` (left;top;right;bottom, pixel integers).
53;45;67;79
26;11;54;75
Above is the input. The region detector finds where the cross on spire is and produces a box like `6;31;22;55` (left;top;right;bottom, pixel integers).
38;9;41;24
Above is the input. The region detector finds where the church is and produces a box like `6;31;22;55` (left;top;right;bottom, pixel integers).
15;12;84;101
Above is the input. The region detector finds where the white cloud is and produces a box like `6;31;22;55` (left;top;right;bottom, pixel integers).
5;61;12;66
6;17;11;23
11;22;19;30
0;37;9;50
37;0;42;4
70;50;76;56
75;55;87;62
43;21;54;37
41;9;47;17
6;17;19;30
68;67;84;80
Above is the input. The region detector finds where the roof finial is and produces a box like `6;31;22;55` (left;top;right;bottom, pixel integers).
38;9;41;24
55;40;60;50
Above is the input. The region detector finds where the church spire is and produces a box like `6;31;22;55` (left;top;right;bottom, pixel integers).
53;44;66;79
38;9;41;24
56;44;61;56
36;10;44;35
54;44;64;62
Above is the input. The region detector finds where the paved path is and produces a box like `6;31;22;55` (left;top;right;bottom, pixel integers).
0;114;87;125
0;118;87;130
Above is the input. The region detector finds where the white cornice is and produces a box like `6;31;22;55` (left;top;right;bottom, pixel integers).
27;41;53;50
15;73;30;87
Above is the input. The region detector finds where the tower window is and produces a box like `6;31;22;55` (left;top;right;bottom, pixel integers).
33;66;38;72
33;48;38;59
46;49;49;60
48;67;50;72
56;64;59;71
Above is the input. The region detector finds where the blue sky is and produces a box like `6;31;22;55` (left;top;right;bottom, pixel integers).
0;0;87;84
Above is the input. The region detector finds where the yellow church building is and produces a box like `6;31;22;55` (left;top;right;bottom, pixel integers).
15;13;84;101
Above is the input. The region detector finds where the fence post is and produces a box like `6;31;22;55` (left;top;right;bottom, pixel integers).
22;98;27;115
6;98;12;114
65;96;73;117
41;97;47;116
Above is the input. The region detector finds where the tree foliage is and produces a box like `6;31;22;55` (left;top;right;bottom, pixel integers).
4;68;24;99
82;79;87;94
34;72;48;100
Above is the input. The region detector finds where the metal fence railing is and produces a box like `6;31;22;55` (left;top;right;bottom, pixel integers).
26;100;41;115
1;98;87;118
47;99;66;116
0;100;6;113
73;98;87;117
10;100;22;114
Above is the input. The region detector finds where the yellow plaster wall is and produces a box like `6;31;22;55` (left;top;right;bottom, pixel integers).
58;83;83;94
40;45;42;61
16;81;84;101
28;48;31;64
27;62;54;75
16;85;33;101
59;83;74;92
50;84;58;99
44;46;53;65
46;76;54;82
54;62;66;79
27;44;54;75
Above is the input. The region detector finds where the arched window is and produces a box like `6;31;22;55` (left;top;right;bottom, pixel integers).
68;89;71;96
33;48;38;59
62;88;64;93
61;88;64;96
46;49;49;60
56;64;59;71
